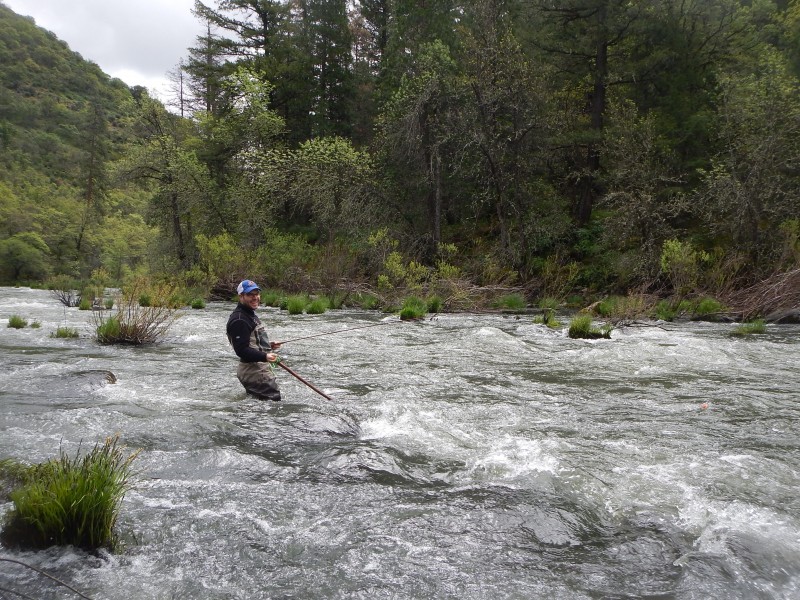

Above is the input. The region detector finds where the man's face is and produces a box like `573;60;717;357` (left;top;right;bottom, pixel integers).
241;290;260;309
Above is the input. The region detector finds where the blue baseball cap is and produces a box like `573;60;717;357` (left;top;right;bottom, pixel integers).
237;280;260;294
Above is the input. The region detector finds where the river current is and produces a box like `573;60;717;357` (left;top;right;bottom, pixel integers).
1;286;798;599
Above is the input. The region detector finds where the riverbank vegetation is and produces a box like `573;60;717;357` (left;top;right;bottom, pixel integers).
0;2;798;322
0;436;138;551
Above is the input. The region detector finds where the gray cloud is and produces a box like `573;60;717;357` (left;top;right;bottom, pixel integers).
4;0;203;97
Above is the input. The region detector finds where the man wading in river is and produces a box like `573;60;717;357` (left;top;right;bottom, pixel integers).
227;280;282;401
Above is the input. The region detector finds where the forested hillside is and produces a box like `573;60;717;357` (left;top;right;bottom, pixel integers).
1;1;799;317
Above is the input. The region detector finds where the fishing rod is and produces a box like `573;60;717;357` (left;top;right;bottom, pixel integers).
275;320;399;345
277;360;333;401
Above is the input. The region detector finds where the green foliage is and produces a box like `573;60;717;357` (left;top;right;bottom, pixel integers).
568;315;612;339
7;314;27;328
400;296;427;320
693;297;726;317
533;309;560;328
260;290;284;307
0;232;52;283
94;280;181;344
493;293;527;311
306;298;329;314
661;239;709;296
2;436;138;550
426;295;443;313
190;298;206;309
286;295;309;315
51;326;79;339
731;319;766;336
30;320;41;329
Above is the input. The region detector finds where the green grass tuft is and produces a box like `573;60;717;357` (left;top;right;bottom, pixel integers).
493;293;527;311
190;298;206;309
51;326;79;339
568;314;612;339
2;436;139;551
286;295;309;315
7;315;27;329
400;296;427;320
731;319;766;336
306;298;329;314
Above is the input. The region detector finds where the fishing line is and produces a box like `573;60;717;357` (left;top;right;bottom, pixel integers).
275;319;402;345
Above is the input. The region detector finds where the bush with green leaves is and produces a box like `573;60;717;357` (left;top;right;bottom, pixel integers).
190;298;206;309
94;280;181;344
1;436;139;550
7;315;27;329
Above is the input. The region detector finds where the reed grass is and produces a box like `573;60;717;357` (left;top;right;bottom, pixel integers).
51;326;79;339
7;315;27;329
400;296;427;320
731;319;766;336
568;314;612;339
306;298;329;314
286;295;309;315
3;436;139;550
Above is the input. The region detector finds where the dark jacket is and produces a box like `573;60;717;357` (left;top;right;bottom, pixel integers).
226;303;271;363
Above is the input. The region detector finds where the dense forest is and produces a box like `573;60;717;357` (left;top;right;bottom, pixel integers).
1;1;799;317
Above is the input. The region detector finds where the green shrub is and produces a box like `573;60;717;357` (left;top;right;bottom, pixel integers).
2;436;139;550
7;315;27;329
306;298;329;314
190;298;206;309
731;319;766;336
138;293;152;307
94;281;181;345
78;297;92;311
104;298;114;310
51;326;79;339
30;320;41;329
400;296;427;320
568;314;612;339
286;295;309;315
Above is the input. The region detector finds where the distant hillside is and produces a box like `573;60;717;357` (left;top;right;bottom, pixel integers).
0;2;158;284
0;2;134;186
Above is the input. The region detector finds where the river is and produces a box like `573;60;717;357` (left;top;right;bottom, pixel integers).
1;286;798;599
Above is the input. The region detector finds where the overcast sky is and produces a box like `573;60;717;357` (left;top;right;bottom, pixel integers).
4;0;203;100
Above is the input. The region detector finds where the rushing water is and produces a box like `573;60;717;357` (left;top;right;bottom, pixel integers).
0;286;798;599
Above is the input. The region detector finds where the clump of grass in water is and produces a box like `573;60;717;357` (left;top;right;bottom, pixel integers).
568;314;612;339
533;308;560;328
731;319;766;336
306;298;329;314
51;326;79;339
190;298;206;309
7;315;27;329
400;296;427;320
286;295;309;315
1;436;139;551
